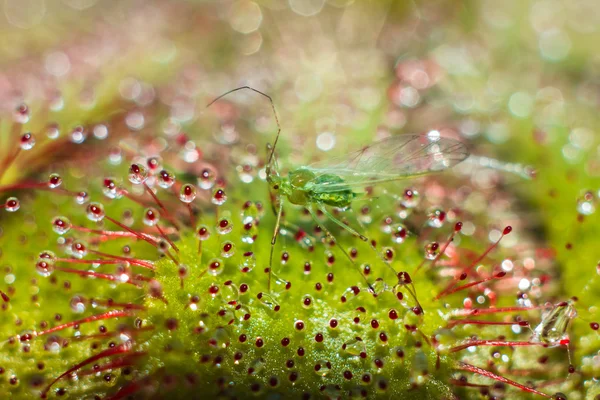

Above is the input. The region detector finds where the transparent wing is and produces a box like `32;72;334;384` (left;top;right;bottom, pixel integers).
305;134;469;193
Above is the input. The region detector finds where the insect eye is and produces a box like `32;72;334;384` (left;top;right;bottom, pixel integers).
273;185;279;190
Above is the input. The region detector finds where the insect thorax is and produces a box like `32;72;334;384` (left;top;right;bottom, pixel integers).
289;169;354;208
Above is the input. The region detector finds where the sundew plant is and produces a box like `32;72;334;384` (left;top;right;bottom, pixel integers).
0;1;599;399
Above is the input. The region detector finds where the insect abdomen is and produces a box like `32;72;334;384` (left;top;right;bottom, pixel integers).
309;174;354;208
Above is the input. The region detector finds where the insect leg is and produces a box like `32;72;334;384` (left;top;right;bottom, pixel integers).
317;203;398;277
306;205;374;293
268;196;284;292
316;205;368;242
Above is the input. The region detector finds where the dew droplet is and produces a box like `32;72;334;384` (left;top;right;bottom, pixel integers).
71;241;88;259
401;189;420;208
102;178;122;199
179;184;196;203
197;225;211;241
75;191;89;205
208;258;225;276
241;221;258;244
14;104;30;124
391;224;407;244
314;360;332;377
370;278;389;295
4;197;20;212
143;208;160;226
86;202;105;222
48;173;63;189
46;123;60;139
146;156;162;172
236;164;254;183
70;126;87;144
128;163;149;185
51;216;71;235
19;132;35;150
240;252;256;273
221;241;235;258
342;337;366;357
216;218;233;234
198;168;217;190
424;242;440;260
257;292;280;312
222;281;239;304
36;259;55;277
69;295;86;313
576;191;596;215
158;170;176;189
426;208;446;228
212;188;228;206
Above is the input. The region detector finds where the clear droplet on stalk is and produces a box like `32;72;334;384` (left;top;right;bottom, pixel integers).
158;170;176;189
240;252;256;273
52;216;71;234
426;208;446;228
257;292;280;312
207;258;225;276
36;259;55;277
179;184;196;203
391;224;407;244
102;178;123;199
49;93;64;111
576;191;596;215
70;295;86;313
212;188;228;205
14;104;30;124
46;123;60;139
314;360;332;377
19;132;35;150
4;197;20;212
143;208;160;226
71;241;88;258
196;225;211;241
342;337;366;357
75;191;89;204
93;124;109;140
216;218;233;234
86;202;105;222
146;156;162;172
221;241;235;258
48;173;62;189
198;168;217;190
401;189;420;208
241;221;258;244
370;278;389;295
222;281;239;304
424;242;440;260
128;163;149;185
70;126;87;144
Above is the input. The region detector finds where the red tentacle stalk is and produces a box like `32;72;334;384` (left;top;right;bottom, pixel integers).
104;215;159;248
88;250;155;270
447;319;529;328
456;361;552;398
450;339;547;353
41;342;134;398
439;226;512;296
54;266;141;287
35;310;134;336
436;271;507;300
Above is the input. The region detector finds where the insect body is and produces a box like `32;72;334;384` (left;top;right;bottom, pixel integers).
272;168;354;208
207;86;470;292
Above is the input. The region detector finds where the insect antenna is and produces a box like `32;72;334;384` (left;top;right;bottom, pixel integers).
205;86;282;173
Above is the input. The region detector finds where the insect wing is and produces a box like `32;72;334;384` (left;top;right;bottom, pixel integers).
305;134;469;193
